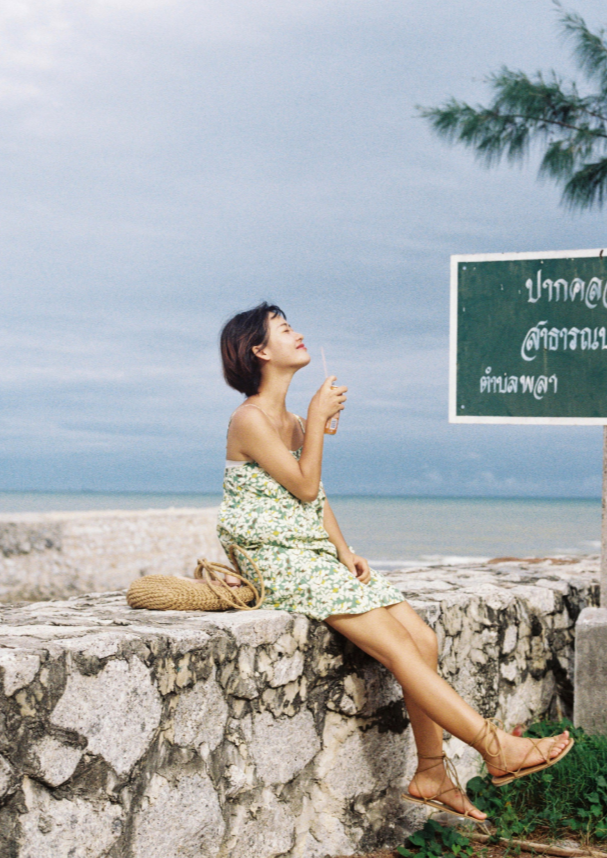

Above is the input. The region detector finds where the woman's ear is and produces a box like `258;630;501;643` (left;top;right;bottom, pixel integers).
252;344;271;363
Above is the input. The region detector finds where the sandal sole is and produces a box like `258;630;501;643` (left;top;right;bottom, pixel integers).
401;792;488;823
491;736;574;787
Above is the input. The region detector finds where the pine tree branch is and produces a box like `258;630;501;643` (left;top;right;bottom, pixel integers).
420;4;607;209
489;111;607;139
563;158;607;207
558;4;607;91
487;67;607;127
580;106;607;124
419;102;607;145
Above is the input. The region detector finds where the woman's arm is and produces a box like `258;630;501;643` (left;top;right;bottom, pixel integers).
229;378;346;503
322;500;350;558
323;499;371;584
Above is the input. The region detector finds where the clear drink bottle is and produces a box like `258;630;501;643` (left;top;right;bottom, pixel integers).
325;385;339;435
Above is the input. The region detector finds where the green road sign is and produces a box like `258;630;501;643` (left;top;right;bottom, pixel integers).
450;248;607;424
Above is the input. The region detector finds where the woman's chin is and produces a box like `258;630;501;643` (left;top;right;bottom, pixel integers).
283;351;311;373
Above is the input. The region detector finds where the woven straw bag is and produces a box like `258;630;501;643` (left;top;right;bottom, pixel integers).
126;544;265;612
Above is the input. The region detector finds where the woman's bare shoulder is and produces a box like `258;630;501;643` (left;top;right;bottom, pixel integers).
227;406;275;459
228;404;273;434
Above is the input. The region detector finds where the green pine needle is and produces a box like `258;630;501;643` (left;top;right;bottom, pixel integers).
419;4;607;210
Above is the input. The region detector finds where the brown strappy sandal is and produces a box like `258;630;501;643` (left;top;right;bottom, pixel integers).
401;753;489;824
471;718;574;787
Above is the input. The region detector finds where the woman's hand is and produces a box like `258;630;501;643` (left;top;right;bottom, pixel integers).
339;550;371;585
308;376;347;424
223;573;242;588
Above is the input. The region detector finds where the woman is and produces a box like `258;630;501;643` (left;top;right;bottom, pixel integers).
217;301;573;822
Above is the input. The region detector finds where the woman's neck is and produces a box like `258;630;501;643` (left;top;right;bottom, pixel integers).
250;369;293;418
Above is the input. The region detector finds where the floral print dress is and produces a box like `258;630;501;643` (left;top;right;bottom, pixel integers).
217;418;404;621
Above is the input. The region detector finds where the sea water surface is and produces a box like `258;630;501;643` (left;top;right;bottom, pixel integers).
0;492;600;568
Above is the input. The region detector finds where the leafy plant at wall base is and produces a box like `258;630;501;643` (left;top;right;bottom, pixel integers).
399;721;607;857
466;719;607;843
397;819;474;858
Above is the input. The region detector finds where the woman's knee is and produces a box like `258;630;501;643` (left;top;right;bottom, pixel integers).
416;624;439;664
366;616;437;673
386;602;438;663
376;623;420;674
325;608;433;675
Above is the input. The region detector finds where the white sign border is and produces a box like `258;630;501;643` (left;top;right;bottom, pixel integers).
449;247;607;425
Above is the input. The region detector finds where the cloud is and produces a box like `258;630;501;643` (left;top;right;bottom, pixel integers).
0;0;605;493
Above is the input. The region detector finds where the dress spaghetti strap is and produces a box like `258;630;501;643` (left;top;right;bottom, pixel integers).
231;404;304;432
239;403;273;421
226;403;271;436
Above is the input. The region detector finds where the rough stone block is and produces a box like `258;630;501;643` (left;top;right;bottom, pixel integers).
574;606;607;734
0;650;40;695
18;777;124;858
0;754;13;798
25;736;82;787
131;772;225;858
50;655;163;775
174;670;229;751
249;709;321;784
225;789;295;858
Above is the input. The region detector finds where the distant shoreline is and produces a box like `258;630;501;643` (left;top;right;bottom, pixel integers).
0;494;600;565
0;490;600;501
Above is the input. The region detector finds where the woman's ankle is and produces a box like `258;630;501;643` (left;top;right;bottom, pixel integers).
469;718;505;764
415;753;444;772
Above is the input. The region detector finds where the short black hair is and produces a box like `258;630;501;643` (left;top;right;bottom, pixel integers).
220;302;286;396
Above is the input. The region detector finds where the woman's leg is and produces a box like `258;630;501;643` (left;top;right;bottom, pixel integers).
324;606;570;794
386;601;442;756
383;602;487;818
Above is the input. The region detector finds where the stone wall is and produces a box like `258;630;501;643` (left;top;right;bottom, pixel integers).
0;557;599;858
0;509;225;604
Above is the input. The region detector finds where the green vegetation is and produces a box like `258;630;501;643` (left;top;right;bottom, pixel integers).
399;719;607;856
397;818;474;858
419;4;607;211
469;719;607;842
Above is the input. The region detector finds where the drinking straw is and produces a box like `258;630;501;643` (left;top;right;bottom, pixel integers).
321;347;329;379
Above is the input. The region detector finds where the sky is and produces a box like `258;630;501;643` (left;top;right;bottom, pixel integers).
1;0;607;497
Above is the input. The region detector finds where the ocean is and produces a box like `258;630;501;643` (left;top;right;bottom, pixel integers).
0;492;601;568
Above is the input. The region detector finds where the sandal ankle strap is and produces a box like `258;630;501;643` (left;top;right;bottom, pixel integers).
471;718;504;763
471;717;554;779
412;751;469;809
416;752;446;772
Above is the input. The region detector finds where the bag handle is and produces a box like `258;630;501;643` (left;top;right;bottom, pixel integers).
193;544;265;611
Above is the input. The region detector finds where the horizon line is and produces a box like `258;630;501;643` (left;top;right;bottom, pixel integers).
0;489;601;502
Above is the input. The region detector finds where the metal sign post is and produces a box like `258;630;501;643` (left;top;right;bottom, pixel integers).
602;428;607;607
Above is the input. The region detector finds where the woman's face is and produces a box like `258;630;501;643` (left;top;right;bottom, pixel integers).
255;313;310;371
